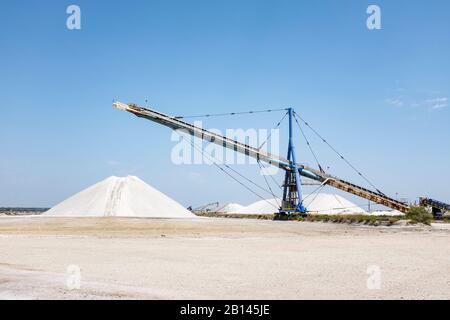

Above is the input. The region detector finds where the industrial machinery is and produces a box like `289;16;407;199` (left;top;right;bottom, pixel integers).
190;202;220;214
113;101;412;215
419;198;450;218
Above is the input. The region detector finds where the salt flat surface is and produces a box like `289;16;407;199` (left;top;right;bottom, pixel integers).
0;217;448;300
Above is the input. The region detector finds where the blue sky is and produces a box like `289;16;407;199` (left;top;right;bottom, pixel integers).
1;0;449;208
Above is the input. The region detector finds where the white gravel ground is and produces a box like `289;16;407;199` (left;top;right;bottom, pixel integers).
0;217;449;299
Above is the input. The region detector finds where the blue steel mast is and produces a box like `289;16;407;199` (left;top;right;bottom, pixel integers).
281;108;306;213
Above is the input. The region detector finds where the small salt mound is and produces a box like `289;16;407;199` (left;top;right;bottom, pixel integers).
216;203;244;214
367;210;404;216
45;176;196;218
237;193;366;215
237;198;280;214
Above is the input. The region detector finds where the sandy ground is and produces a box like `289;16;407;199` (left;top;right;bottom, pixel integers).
0;216;449;300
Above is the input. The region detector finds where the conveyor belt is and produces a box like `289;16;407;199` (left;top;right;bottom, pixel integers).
420;198;450;212
113;101;410;213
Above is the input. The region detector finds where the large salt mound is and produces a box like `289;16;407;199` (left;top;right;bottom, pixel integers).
237;193;366;215
45;176;196;218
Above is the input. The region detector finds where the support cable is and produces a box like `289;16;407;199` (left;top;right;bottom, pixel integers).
258;111;289;150
258;161;283;189
311;204;368;213
257;160;281;207
292;114;324;173
174;108;288;119
293;111;385;195
300;183;326;206
181;135;279;209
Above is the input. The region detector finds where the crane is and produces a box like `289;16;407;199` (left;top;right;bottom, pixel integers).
113;101;410;214
190;202;220;213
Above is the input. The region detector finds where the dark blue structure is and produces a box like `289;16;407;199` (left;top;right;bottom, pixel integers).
281;108;306;214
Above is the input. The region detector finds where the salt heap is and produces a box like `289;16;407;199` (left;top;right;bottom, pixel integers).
216;203;244;214
237;198;280;215
237;193;366;215
303;193;366;215
45;176;196;218
367;210;404;216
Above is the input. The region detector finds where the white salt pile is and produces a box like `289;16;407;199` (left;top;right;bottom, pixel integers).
216;203;244;214
367;210;404;216
303;193;366;215
237;199;280;215
45;176;196;218
237;193;366;215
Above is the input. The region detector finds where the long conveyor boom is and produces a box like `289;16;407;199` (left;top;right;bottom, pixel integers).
113;101;410;213
113;101;321;180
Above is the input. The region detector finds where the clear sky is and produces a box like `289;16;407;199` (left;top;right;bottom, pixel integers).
1;0;449;208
